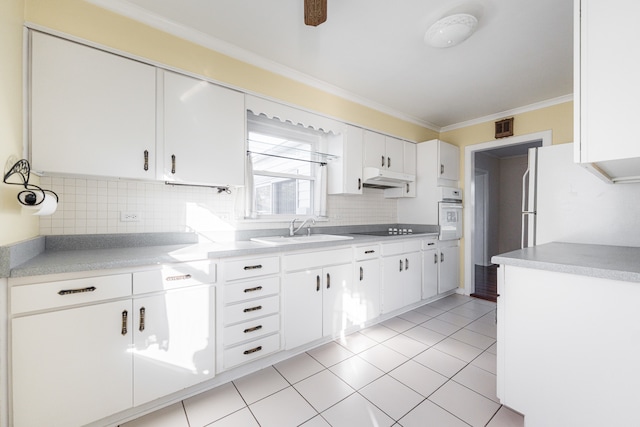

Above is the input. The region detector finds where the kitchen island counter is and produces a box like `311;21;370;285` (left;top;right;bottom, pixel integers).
491;242;640;283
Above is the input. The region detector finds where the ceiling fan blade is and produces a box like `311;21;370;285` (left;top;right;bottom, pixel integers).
304;0;327;26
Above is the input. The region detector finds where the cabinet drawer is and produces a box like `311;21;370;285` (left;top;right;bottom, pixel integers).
224;295;279;325
354;245;380;261
223;333;280;370
284;247;353;271
224;314;280;347
224;277;279;305
11;274;131;314
422;237;438;250
381;242;405;256
133;260;216;295
404;239;422;252
224;256;280;281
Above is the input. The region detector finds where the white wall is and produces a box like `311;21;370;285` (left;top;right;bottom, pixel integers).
37;176;397;238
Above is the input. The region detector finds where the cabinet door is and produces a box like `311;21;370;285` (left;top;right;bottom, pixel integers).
12;301;133;427
403;251;422;305
422;249;438;299
322;263;353;337
132;285;215;406
30;32;156;179
163;70;245;186
284;269;323;349
328;125;363;195
385;136;405;173
382;256;404;313
438;141;460;182
438;244;460;293
362;130;387;169
355;259;381;323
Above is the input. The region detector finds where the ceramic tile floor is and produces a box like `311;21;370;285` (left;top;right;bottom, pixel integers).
121;294;524;427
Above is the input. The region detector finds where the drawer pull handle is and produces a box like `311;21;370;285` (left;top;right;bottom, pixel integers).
243;345;263;355
243;305;262;313
243;264;263;270
364;250;375;254
139;307;145;332
427;242;435;246
58;286;96;295
166;274;192;281
244;325;263;334
121;310;128;336
244;286;263;293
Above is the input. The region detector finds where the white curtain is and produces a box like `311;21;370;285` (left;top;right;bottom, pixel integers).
314;164;327;218
244;152;257;219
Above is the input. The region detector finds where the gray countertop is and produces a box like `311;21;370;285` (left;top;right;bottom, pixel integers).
3;230;439;278
491;242;640;283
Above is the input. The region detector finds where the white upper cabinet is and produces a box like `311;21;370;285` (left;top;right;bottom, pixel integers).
30;32;156;179
575;0;640;182
327;125;363;195
362;130;405;173
438;140;460;184
384;141;417;198
161;70;245;186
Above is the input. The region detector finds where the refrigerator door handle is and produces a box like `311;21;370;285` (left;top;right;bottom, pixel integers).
521;168;530;249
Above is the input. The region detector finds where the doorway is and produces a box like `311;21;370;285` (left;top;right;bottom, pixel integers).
463;131;552;298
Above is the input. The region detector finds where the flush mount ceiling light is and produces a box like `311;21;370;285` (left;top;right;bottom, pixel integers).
425;13;478;48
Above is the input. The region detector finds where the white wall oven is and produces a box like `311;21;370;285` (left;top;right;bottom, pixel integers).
439;187;463;240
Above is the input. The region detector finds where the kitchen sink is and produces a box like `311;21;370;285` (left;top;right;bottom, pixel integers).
251;234;354;246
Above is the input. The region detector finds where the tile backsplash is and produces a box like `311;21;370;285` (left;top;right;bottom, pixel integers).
38;176;397;237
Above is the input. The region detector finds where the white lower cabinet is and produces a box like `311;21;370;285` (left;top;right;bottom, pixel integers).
283;248;353;350
353;244;382;324
381;240;422;313
438;240;460;293
421;237;439;300
219;256;281;371
12;299;133;427
10;261;216;427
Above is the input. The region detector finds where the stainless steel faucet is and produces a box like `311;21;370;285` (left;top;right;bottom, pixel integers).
289;217;316;236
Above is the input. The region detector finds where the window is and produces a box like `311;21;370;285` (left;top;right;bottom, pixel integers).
246;113;328;219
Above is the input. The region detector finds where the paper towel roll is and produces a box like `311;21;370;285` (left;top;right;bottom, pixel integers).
22;192;58;216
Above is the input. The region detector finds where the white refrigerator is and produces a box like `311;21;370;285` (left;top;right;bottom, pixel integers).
522;143;640;248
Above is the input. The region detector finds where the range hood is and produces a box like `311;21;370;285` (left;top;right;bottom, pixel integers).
362;167;415;189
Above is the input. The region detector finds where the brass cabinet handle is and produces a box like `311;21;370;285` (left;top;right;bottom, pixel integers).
399;259;403;272
381;155;385;167
316;275;320;292
358;178;362;190
326;273;331;289
143;150;149;171
139;307;145;332
171;154;176;174
165;274;192;281
244;325;263;334
58;286;96;296
405;258;409;270
244;286;263;293
121;310;128;336
243;345;263;355
243;305;262;313
360;266;364;281
243;264;263;270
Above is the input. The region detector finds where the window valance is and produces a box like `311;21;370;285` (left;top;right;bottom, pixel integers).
245;95;344;135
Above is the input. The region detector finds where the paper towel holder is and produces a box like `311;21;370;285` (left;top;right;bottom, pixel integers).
3;158;59;207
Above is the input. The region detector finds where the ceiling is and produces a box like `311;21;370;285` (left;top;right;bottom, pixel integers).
90;0;574;131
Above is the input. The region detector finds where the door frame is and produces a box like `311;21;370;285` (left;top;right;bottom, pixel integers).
474;168;489;266
463;130;552;296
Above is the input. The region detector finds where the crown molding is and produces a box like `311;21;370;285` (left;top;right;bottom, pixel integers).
440;94;574;133
86;0;439;131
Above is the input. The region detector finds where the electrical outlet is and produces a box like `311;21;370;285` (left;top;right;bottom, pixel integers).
120;211;141;222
